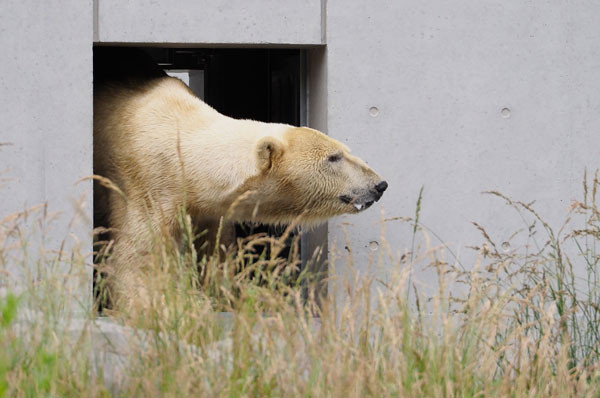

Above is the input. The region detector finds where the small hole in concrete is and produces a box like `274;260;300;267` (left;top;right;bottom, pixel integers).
501;108;511;118
369;106;379;117
369;241;379;251
501;241;510;252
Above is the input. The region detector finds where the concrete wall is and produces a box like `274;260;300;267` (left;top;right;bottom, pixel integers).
0;0;93;303
95;0;324;45
3;0;600;301
326;1;600;289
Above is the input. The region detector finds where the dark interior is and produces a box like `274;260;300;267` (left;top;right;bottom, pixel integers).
142;47;302;124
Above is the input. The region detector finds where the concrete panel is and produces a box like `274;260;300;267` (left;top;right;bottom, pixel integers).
0;1;93;305
96;0;323;46
326;1;600;289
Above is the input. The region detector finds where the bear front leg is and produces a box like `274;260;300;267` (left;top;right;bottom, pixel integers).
107;197;178;314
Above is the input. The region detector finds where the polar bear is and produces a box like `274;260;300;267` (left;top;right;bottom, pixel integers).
93;50;387;311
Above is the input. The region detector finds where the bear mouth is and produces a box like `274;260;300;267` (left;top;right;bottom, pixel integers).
339;195;376;212
353;200;375;211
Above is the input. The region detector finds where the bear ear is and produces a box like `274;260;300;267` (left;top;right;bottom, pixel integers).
256;137;284;172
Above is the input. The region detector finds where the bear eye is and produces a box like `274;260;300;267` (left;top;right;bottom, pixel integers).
328;153;342;163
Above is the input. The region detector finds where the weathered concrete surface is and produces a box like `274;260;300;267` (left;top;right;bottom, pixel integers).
325;1;600;288
96;0;324;45
0;0;93;305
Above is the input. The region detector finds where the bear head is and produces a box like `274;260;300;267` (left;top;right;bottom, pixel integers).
230;127;388;225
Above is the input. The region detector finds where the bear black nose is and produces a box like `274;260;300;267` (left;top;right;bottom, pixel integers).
375;181;388;193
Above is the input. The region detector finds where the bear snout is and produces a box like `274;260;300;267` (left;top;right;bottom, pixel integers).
339;180;387;212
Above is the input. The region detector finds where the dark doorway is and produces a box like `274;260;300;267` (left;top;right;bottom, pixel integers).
140;47;302;124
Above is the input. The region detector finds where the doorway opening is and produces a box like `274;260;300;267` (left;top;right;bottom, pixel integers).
92;46;328;307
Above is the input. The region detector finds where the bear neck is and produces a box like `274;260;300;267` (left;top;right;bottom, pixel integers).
176;95;292;218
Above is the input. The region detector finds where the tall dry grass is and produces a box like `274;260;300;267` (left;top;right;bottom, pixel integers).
1;172;600;396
